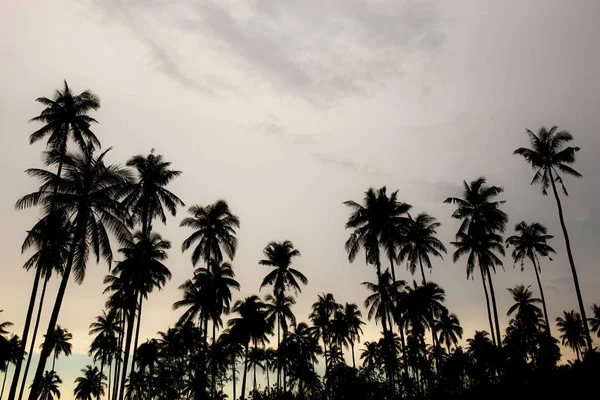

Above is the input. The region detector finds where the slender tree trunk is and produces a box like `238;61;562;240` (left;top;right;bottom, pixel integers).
18;276;49;400
480;266;497;346
531;255;551;334
323;336;329;375
351;342;356;368
7;267;42;400
277;314;281;392
266;365;270;392
389;256;397;288
113;314;124;400
108;360;112;400
1;367;9;399
130;294;143;372
98;362;104;400
117;301;137;400
241;344;249;400
548;171;592;351
211;321;217;400
253;356;257;393
486;269;502;348
418;254;427;284
576;347;580;362
232;358;236;400
399;323;409;391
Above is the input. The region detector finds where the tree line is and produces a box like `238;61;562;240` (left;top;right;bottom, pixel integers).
1;82;599;400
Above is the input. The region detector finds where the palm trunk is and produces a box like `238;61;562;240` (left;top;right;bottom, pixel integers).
531;255;551;334
253;357;257;393
108;360;112;400
480;266;497;346
241;344;249;400
7;267;42;400
277;314;281;392
486;269;502;348
418;254;427;284
549;171;593;351
266;365;270;392
130;294;144;373
351;342;356;368
112;314;124;400
211;321;217;400
98;362;104;400
18;276;49;400
232;357;236;400
117;300;137;400
27;219;81;400
389;256;397;288
1;367;9;399
323;336;329;375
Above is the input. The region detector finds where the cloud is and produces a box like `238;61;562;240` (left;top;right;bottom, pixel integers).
256;115;318;146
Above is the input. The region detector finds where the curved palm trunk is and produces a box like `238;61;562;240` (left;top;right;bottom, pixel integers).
7;267;42;400
18;276;49;400
241;344;249;400
27;219;82;400
117;301;137;400
351;342;356;369
480;266;497;347
549;171;593;351
531;255;551;334
418;254;427;285
130;294;144;372
486;269;502;349
112;313;125;400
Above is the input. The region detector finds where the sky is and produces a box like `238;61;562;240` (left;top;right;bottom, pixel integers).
1;0;600;397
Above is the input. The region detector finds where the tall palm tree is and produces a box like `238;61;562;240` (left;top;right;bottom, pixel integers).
514;127;590;350
309;293;341;374
17;213;71;400
10;82;100;400
18;148;132;400
589;304;600;338
344;187;412;284
1;336;23;400
259;241;306;296
507;285;543;323
434;309;463;353
74;366;106;400
445;177;507;348
228;296;271;400
360;341;382;370
41;326;72;372
506;221;555;333
280;322;322;397
397;213;447;284
245;347;265;393
38;371;62;400
556;310;586;362
451;230;505;347
362;271;403;338
341;303;364;368
112;232;171;400
180;200;240;269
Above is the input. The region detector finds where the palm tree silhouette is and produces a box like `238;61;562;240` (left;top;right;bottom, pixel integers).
310;293;342;374
556;310;586;362
37;371;61;400
340;303;364;368
506;222;555;333
360;341;382;370
180;200;240;269
41;326;72;372
434;309;463;353
227;296;271;400
89;310;120;400
259;241;306;296
245;347;265;393
74;366;106;400
445;177;507;348
0;310;12;336
18;148;132;400
398;213;447;284
507;285;543;323
10;82;100;400
514;126;592;351
1;336;23;400
589;304;600;338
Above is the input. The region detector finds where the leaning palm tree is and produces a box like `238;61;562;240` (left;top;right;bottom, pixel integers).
397;213;447;284
9;82;100;400
556;310;586;362
589;304;600;338
434;309;463;353
17;148;132;400
38;371;62;400
180;200;240;269
41;326;72;372
506;221;555;333
74;366;106;400
514;126;592;350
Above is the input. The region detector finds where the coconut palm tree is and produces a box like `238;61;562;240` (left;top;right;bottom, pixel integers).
259;241;306;296
41;326;72;372
228;296;271;400
341;303;364;368
310;293;342;374
245;347;265;393
18;148;132;400
434;309;463;353
506;222;555;333
10;82;101;400
556;310;586;362
362;271;404;338
450;229;505;347
38;371;62;400
280;322;322;397
589;304;600;337
1;336;23;400
180;200;240;269
507;285;543;324
0;311;12;336
514;126;592;351
344;187;412;285
360;341;382;370
74;366;106;400
397;213;447;284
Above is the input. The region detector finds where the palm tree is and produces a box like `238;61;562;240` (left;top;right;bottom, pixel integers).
259;241;306;296
344;186;412;284
228;296;271;400
506;221;555;332
9;82;100;400
263;348;277;391
556;310;586;362
362;271;403;338
0;310;12;336
74;366;106;400
360;341;381;370
38;371;62;400
245;347;265;393
280;322;322;397
515;126;592;351
1;336;23;400
341;303;364;368
89;312;120;400
112;232;171;400
434;309;463;353
507;285;543;323
397;213;447;284
451;230;505;347
589;304;600;338
310;293;342;374
41;326;72;372
180;200;240;269
18;148;132;400
17;213;71;400
445;177;507;348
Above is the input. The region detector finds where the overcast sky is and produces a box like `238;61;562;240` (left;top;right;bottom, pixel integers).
1;0;600;397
